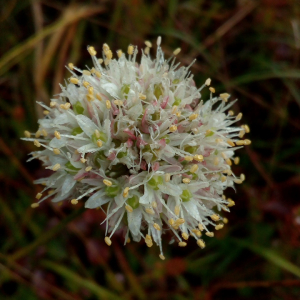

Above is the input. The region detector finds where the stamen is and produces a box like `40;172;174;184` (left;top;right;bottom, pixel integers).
54;131;61;139
165;173;170;182
42;129;47;137
50;101;57;107
240;173;245;181
197;239;205;249
236;113;243;121
71;199;78;205
85;166;92;172
234;157;240;165
43;110;49;115
153;223;161;230
210;214;220;221
36;193;42;199
169;125;177;132
83;70;91;76
205;232;214;237
125;205;133;213
184;156;193;162
227;198;235;207
194;155;203;162
178;241;187;247
152;201;157;208
220;93;230;102
80;158;87;163
123;187;129;198
146;208;155;215
205;78;211;86
173;48;181;55
189;113;198;121
223;218;229;224
209;87;215;93
88;46;97;56
97;140;103;147
127;45;134;55
227;139;235;147
104;236;112;246
31;203;39;208
174;205;180;216
139;93;147;100
24;131;31;138
53;148;60;155
145;40;152;47
68;63;74;70
34;140;41;147
182;232;189;240
117;50;123;58
106;100;111;109
114;100;123;106
182;178;191;184
159;254;165;260
52;163;61;171
215;224;224;230
70;77;79;84
190;164;198;173
103;179;112;186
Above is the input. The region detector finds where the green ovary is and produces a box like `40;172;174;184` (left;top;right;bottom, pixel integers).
127;195;139;209
71;127;83;135
148;175;163;190
65;161;81;174
105;185;120;198
181;189;193;202
74;101;84;114
154;84;163;100
117;151;127;158
121;84;130;98
173;97;181;106
184;145;198;154
91;131;108;144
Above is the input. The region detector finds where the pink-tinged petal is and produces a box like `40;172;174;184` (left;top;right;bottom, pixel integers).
184;104;193;111
141;108;150;133
136;136;147;148
152;162;160;171
74;169;88;180
160;96;169;109
158;139;166;148
123;128;137;140
182;173;192;179
127;139;133;147
140;160;147;170
107;152;116;160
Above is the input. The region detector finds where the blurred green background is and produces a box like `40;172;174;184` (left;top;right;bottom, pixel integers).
1;0;300;299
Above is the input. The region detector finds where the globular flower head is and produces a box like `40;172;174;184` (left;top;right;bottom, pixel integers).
23;37;250;259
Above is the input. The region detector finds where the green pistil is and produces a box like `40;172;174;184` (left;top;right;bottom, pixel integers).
71;127;83;135
65;161;81;174
172;79;180;85
91;131;108;144
105;185;120;198
148;175;163;190
117;151;127;158
161;135;170;144
151;111;160;121
181;189;192;202
173;97;181;106
121;84;130;99
93;151;106;167
205;130;214;137
184;145;198;154
127;195;139;209
74;101;84;115
154;83;163;100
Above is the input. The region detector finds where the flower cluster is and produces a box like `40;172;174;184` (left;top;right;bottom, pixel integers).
23;37;250;259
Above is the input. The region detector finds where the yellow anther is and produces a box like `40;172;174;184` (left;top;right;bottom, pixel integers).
176;111;181;117
190;164;198;173
152;201;157;208
71;199;78;205
209;87;215;93
145;234;152;242
240;173;245;181
234;178;243;184
189;113;198;121
106;100;111;109
34;140;41;147
36;193;42;199
225;158;232;166
205;78;211;86
222;195;226;200
125;205;133;213
227;139;235;147
139;93;147;100
205;232;214;237
98;58;103;64
68;63;74;70
123;187;129;198
197;239;205;249
159;254;165;260
52;163;61;171
171;106;178;114
210;214;220;221
215;138;223;143
86;94;94;102
244;139;251;145
235;140;245;146
174;205;180;216
103;43;110;51
227;198;235;207
83;70;91;76
239;129;245;138
145;40;152;47
214;157;219;166
117;49;123;58
95;70;101;78
54;131;61;139
88;46;97;56
96;94;102;101
97;140;103;147
127;237;131;243
42;129;47;137
168;219;175;226
165;173;170;182
60;103;71;110
53;148;60;155
194;155;203;162
103;179;112;186
50;101;57;107
85;166;92;172
182;232;189;240
153;223;161;231
221;176;227;182
35;130;41;138
182;178;191;184
223;217;228;224
173;48;181;55
146;208;155;215
87;86;93;94
234;157;240;165
24;130;31;138
80;158;87;163
43;110;49;115
244;124;250;133
184;156;193;162
223;169;232;175
104;236;112;246
215;224;224;230
169;125;177;132
83;81;90;88
70;77;79;84
236;113;243;121
127;45;134;55
114;100;123;106
144;47;150;55
175;218;185;225
94;130;100;139
178;241;187;247
206;129;212;136
106;50;113;60
220;93;230;102
228;110;234;116
31;203;39;208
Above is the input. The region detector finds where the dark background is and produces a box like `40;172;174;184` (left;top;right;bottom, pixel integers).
0;0;300;299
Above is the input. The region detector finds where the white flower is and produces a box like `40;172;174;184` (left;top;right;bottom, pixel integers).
23;37;251;259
